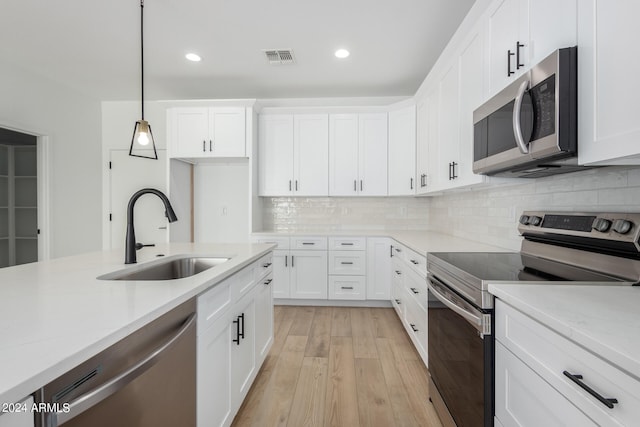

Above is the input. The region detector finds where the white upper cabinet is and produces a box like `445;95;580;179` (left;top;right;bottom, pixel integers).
486;0;576;96
259;115;294;195
578;1;640;165
358;113;388;196
294;114;329;195
415;97;429;194
329;113;388;196
258;114;329;196
169;107;246;159
437;61;461;188
486;0;528;94
388;105;416;196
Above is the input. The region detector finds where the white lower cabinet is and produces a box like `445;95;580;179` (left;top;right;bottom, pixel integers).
197;254;273;427
0;396;34;427
495;341;596;427
328;275;366;300
290;250;328;299
366;237;392;300
495;299;640;427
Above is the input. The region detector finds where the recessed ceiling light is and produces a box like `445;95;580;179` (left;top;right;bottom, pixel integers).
185;53;201;62
335;49;350;59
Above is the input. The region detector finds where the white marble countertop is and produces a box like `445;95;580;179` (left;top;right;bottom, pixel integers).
252;230;507;255
0;242;274;406
489;284;640;380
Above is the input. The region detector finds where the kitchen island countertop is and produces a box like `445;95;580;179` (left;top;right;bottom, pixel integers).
0;242;274;406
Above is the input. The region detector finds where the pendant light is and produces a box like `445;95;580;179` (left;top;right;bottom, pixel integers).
129;0;158;160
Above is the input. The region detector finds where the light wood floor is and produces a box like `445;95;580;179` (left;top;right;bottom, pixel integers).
231;306;443;427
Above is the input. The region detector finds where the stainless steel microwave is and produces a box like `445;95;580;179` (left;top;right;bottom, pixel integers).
473;47;580;178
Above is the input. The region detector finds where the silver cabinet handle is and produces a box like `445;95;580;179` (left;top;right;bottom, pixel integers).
395;270;402;275
262;262;272;268
295;180;298;191
341;242;354;246
209;140;213;151
341;286;354;290
285;255;288;267
360;180;363;191
289;180;292;191
410;287;419;294
302;242;315;245
513;79;530;154
50;313;196;426
202;140;206;152
354;180;357;192
291;255;294;267
410;177;413;190
264;279;273;285
341;261;354;265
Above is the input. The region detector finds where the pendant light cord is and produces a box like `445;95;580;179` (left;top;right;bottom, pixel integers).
140;0;145;120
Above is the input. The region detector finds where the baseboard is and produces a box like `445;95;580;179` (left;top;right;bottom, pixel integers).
274;299;392;308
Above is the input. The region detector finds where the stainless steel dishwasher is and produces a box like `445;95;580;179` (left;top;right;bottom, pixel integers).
35;299;196;427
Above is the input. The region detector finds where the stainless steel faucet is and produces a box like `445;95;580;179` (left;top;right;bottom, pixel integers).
125;188;178;264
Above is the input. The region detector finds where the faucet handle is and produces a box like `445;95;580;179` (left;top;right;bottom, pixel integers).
135;243;156;251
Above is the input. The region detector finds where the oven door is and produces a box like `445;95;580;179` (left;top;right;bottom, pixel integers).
427;274;494;427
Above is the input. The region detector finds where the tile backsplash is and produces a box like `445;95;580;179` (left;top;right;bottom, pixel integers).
262;197;430;232
261;167;640;250
429;166;640;250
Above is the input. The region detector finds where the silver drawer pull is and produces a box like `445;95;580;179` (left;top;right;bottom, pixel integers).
302;242;315;245
395;299;401;304
262;262;272;268
341;261;354;265
410;259;419;265
341;286;354;290
263;279;273;285
341;242;354;246
395;270;402;275
410;287;419;294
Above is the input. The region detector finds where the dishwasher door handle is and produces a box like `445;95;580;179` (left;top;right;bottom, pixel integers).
49;312;197;426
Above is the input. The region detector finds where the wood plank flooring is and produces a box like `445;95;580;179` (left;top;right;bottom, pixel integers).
232;306;443;427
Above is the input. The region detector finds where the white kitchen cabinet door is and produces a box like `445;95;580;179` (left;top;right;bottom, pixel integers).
437;61;461;189
294;114;329;196
230;292;256;409
578;1;640;165
258;115;294;195
198;311;233;427
366;237;391;300
329;114;359;196
495;341;597;427
358;113;388;196
528;0;576;67
388;105;416;196
254;273;273;362
289;250;328;299
486;0;528;96
209;108;246;157
172;108;209;158
271;249;291;298
457;27;487;188
425;88;441;191
415;96;429;194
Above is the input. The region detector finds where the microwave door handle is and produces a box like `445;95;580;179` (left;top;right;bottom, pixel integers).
513;79;530;154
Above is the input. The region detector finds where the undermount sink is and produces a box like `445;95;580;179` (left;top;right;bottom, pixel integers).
98;255;230;281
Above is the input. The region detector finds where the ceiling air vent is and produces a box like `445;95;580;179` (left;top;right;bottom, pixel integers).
263;49;295;65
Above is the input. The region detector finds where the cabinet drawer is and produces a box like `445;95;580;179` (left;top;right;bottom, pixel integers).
198;277;232;331
328;276;366;300
405;247;426;278
231;265;256;301
329;251;366;275
496;300;640;426
403;287;427;358
251;235;290;250
496;341;597;427
328;236;366;251
253;253;273;282
290;236;327;250
404;267;428;311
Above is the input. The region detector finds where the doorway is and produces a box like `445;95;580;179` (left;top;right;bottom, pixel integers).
0;128;38;267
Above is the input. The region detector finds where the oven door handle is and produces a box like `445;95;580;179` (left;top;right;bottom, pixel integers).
46;312;197;427
513;79;530;154
428;277;482;330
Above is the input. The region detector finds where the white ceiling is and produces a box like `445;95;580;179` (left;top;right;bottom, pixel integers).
1;0;475;101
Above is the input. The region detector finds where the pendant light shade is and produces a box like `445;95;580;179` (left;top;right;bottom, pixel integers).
129;0;158;160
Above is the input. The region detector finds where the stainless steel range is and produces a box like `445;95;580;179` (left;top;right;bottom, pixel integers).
426;211;640;427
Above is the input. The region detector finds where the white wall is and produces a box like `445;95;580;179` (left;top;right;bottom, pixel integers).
262;197;430;232
0;59;102;258
428;167;640;250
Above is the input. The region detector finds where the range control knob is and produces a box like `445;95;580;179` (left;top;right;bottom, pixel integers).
612;219;633;235
528;216;542;226
592;218;612;233
519;215;530;225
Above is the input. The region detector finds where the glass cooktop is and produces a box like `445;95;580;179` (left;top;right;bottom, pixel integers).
429;252;627;283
